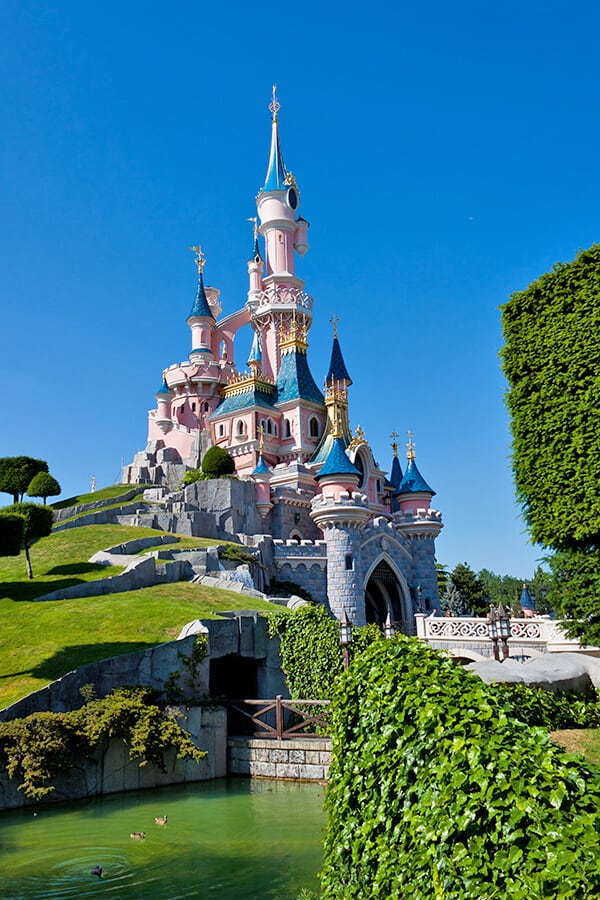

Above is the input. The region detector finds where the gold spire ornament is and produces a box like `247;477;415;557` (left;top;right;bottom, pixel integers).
269;84;280;121
247;217;259;242
390;431;399;458
406;430;416;460
330;312;339;338
348;424;368;451
190;245;206;274
258;424;265;453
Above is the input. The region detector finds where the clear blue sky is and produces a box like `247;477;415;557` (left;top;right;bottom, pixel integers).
2;1;599;578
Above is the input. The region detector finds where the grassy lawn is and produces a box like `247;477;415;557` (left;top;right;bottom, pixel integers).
551;728;600;766
52;484;146;510
0;524;281;710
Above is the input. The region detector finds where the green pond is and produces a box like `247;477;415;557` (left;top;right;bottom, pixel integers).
0;778;326;899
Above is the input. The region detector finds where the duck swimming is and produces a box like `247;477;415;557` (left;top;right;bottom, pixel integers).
130;831;146;839
155;815;168;826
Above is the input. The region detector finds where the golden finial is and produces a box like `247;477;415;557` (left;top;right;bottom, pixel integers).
247;217;259;241
406;430;416;461
330;312;339;338
258;424;265;453
269;84;280;121
390;431;399;458
190;245;206;275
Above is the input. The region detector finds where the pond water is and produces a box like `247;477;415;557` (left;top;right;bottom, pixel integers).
0;778;325;899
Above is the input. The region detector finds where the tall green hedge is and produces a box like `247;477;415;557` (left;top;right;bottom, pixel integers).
501;245;600;550
321;637;600;899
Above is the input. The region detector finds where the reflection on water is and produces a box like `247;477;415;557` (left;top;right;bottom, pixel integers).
0;778;325;899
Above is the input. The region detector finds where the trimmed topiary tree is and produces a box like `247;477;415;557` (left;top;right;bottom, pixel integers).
0;514;25;556
2;503;54;578
321;636;600;899
201;445;235;478
27;471;61;505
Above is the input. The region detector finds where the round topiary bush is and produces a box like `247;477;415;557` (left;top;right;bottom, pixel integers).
321;636;600;899
200;446;235;478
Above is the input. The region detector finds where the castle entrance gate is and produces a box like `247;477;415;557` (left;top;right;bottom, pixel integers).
364;559;413;634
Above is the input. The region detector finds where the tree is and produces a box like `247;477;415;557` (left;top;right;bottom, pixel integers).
1;503;54;578
501;245;600;641
0;514;24;556
478;568;523;612
27;471;61;504
449;562;486;616
201;446;235;478
0;457;48;503
439;576;472;616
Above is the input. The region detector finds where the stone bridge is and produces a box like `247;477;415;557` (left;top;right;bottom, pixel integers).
415;613;600;661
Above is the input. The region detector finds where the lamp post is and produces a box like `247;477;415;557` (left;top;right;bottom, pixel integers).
384;612;395;640
486;604;500;661
339;609;353;669
497;601;511;660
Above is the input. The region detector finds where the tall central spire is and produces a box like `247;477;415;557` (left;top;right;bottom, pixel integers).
263;84;288;191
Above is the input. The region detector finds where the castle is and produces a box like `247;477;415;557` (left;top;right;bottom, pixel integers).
124;88;443;630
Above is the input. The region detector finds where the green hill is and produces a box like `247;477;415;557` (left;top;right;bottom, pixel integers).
0;522;279;710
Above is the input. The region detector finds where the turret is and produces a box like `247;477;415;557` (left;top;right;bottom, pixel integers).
394;432;436;515
154;375;173;433
250;86;314;381
187;246;215;361
252;430;273;518
247;217;265;307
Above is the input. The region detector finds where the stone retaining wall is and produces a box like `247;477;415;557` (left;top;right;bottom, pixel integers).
227;736;331;781
0;706;227;811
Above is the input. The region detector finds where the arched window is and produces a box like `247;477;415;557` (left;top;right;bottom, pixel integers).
202;402;209;413
236;419;245;436
309;416;319;438
266;418;273;434
283;418;291;438
289;530;302;544
218;423;225;437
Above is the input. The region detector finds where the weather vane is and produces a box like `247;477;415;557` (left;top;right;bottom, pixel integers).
190;245;206;275
406;430;415;460
269;84;280;121
390;431;399;458
330;312;339;338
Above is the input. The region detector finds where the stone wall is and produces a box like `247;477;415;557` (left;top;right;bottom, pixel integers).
228;736;331;781
0;706;227;811
273;539;327;605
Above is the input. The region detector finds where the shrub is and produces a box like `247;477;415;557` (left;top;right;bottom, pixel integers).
0;687;206;800
27;472;61;504
201;446;235;478
1;502;54;578
494;682;600;730
321;637;600;899
181;469;207;486
0;514;24;556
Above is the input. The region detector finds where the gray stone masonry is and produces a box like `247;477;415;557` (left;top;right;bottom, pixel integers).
0;706;226;811
227;736;331;781
272;539;327;605
52;488;145;522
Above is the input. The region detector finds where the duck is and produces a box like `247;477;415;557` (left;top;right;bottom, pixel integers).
130;831;146;839
154;815;168;826
91;865;103;878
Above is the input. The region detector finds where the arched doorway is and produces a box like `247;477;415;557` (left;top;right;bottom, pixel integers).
364;559;412;634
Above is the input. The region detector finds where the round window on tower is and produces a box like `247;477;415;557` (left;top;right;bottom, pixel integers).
287;187;298;210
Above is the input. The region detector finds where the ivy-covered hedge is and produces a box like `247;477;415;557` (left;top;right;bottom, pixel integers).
321;637;600;899
268;605;382;699
0;688;206;800
495;682;600;730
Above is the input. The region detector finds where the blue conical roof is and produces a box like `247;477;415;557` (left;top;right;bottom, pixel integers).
249;234;263;262
326;336;352;385
248;332;262;366
396;458;435;496
253;454;271;475
389;455;403;489
263;117;287;192
315;437;361;481
520;584;535;610
276;348;324;405
155;376;171;396
188;272;214;320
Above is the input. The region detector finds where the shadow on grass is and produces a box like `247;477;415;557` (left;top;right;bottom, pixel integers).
0;564;112;602
45;563;105;576
0;642;157;685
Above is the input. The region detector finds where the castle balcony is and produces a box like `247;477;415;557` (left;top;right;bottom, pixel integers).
251;284;314;314
415;613;599;661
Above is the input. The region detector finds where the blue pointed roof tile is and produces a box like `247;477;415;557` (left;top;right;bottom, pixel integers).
390;455;403;489
263;118;287;192
316;437;360;481
188;272;214;320
520;585;536;610
253;454;270;475
155;376;171;396
396;458;435;496
326;336;352;385
276;349;324;405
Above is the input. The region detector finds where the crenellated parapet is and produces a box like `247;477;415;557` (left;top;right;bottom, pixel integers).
393;507;443;540
310;490;371;530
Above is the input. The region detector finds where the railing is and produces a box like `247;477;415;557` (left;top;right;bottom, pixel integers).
414;613;594;653
226;695;330;739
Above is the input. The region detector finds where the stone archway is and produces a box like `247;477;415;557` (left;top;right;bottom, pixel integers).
364;558;412;633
